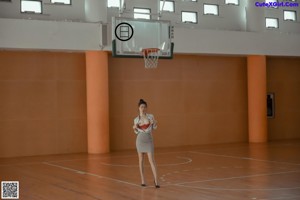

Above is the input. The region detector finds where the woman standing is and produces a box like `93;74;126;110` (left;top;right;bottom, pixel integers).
133;99;160;188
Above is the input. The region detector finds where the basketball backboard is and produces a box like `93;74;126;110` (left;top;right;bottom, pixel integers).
112;17;174;59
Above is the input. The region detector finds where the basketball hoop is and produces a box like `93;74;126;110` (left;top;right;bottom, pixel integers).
141;48;160;69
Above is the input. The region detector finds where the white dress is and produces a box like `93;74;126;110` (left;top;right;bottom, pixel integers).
133;113;157;153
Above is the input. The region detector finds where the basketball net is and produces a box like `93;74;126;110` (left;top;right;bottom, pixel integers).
141;48;160;69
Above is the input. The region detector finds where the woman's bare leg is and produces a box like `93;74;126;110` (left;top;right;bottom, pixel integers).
138;152;145;184
147;152;159;185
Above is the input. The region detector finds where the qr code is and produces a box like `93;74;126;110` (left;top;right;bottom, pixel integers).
1;181;19;199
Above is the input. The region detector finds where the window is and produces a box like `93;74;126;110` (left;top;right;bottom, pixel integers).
21;0;42;14
51;0;71;4
266;18;279;28
225;0;239;5
284;10;297;21
160;0;175;12
265;0;278;8
107;0;120;8
204;4;218;15
134;8;151;20
181;11;197;23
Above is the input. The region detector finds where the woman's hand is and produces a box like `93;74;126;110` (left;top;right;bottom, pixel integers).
152;119;157;129
150;118;157;124
150;119;154;125
133;124;137;130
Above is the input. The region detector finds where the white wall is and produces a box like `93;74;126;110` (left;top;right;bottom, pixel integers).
85;0;107;22
0;0;85;21
0;0;300;56
173;26;300;56
107;0;247;31
1;17;299;56
0;18;103;50
246;0;300;33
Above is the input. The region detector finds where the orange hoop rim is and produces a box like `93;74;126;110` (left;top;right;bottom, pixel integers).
141;48;160;56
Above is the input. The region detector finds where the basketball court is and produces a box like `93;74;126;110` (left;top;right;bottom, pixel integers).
1;141;300;199
1;0;300;200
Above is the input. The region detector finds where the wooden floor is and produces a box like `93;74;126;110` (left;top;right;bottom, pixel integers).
1;140;300;200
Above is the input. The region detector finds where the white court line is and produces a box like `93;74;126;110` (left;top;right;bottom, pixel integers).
41;151;191;164
1;147;299;168
174;184;300;191
159;156;192;166
43;162;141;188
0;151;189;167
0;162;46;167
98;156;192;167
189;151;300;166
260;195;300;200
167;170;300;187
1;141;300;167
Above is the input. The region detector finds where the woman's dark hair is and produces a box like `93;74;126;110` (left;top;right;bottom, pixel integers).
138;99;147;107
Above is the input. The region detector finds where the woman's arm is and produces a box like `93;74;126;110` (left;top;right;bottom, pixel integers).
134;126;144;134
149;114;158;130
133;124;138;134
152;119;158;129
133;117;144;134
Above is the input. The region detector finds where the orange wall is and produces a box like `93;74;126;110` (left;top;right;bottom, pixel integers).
1;51;299;158
0;51;87;158
267;57;300;140
108;55;249;151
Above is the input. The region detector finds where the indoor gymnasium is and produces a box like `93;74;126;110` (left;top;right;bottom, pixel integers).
0;0;300;199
